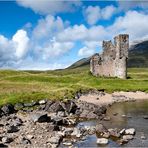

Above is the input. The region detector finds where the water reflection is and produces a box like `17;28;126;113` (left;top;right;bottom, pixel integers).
76;99;148;147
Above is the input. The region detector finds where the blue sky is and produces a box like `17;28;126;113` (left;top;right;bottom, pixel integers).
0;0;148;70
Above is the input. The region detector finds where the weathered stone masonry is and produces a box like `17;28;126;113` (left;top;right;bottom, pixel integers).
90;34;129;79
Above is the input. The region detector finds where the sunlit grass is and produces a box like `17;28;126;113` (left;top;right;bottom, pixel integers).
0;67;148;106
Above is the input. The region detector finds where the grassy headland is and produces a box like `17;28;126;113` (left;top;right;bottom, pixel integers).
0;67;148;106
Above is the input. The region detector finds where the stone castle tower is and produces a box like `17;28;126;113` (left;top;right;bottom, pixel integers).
90;34;129;79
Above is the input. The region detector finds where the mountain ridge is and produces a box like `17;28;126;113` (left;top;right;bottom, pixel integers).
68;40;148;69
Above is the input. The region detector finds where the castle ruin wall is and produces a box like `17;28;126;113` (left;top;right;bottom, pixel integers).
90;34;129;79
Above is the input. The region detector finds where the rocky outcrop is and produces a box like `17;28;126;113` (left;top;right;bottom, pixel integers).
77;100;106;119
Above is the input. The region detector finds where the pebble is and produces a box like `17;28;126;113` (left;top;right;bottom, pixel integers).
63;142;72;146
141;135;146;140
123;135;134;140
125;128;135;135
97;138;108;145
39;100;46;105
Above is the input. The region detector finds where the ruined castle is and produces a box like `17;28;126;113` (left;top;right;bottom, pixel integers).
90;34;129;79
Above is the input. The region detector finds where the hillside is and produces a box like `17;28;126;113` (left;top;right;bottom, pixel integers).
67;57;90;69
68;40;148;69
128;40;148;67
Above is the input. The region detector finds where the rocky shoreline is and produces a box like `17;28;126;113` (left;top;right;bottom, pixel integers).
0;90;147;147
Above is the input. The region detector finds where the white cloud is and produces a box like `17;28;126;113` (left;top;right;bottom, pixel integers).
78;46;95;57
118;1;148;11
33;39;74;60
0;35;15;62
1;9;148;69
84;6;101;25
12;30;29;59
78;41;101;57
32;15;66;40
16;0;82;15
31;15;74;61
57;25;87;42
0;29;29;68
108;11;148;40
101;5;116;20
57;25;108;42
84;5;117;25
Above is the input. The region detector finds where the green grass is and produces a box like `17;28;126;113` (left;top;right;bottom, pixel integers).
0;67;148;106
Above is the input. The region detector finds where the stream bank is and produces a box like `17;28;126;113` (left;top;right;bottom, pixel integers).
0;90;148;147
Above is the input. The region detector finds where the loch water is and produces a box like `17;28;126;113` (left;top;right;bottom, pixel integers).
75;99;148;147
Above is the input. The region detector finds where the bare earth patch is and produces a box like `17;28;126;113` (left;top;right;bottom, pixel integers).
79;91;148;106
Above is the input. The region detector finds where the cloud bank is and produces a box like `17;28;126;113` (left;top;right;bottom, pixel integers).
0;1;148;69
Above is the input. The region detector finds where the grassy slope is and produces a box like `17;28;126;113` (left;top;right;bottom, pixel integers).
0;68;148;106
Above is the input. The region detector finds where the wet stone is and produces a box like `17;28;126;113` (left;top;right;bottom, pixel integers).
125;128;135;135
143;115;148;119
123;135;134;141
96;138;108;145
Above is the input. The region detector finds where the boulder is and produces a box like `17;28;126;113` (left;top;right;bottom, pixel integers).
48;135;62;145
24;101;38;107
0;109;4;117
113;113;118;116
122;135;134;141
63;142;72;146
6;125;19;133
39;99;46;105
102;132;110;138
71;128;81;138
21;137;31;145
87;126;96;135
45;101;64;113
96;138;108;145
103;116;111;121
44;100;54;111
26;135;34;140
12;117;23;126
94;106;107;116
125;128;135;135
141;135;146;140
30;113;50;123
46;123;59;131
62;127;74;136
0;143;8;147
80;110;98;119
96;124;107;133
52;116;63;125
143;115;148;119
119;129;125;135
2;137;13;143
57;111;65;117
14;103;24;110
1;104;15;115
60;100;78;114
108;128;120;138
63;118;77;125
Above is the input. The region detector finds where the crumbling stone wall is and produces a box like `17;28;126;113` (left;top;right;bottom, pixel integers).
90;34;129;79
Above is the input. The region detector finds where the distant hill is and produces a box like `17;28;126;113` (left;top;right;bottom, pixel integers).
68;57;91;69
68;40;148;69
128;40;148;67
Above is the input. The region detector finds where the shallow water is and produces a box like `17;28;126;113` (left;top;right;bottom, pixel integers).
75;99;148;147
